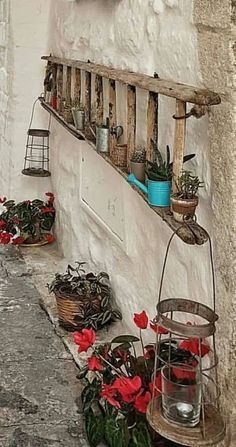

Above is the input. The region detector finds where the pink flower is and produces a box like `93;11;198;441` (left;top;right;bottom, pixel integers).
88;356;103;371
73;328;96;353
0;197;6;204
133;311;148;329
179;338;210;357
112;376;142;403
100;384;121;409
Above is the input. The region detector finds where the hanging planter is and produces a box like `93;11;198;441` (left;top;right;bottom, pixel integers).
48;262;122;332
0;193;55;246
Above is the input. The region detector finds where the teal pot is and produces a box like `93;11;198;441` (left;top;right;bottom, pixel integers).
128;174;171;207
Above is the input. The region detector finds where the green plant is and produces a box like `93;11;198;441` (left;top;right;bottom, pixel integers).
73;310;208;447
0;192;55;245
48;262;122;330
146;143;195;181
174;171;204;199
131;149;146;163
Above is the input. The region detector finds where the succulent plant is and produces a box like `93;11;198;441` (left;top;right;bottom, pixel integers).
131;148;146;163
48;262;122;331
174;170;204;199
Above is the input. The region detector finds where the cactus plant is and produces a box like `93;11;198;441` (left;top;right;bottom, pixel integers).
131;148;146;163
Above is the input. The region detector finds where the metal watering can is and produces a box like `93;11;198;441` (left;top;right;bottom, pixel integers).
127;173;171;207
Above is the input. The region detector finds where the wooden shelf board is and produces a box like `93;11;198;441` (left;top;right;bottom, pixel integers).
40;97;209;246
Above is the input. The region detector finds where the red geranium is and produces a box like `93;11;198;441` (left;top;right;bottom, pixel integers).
46;234;55;244
0;197;6;204
73;328;96;353
113;376;142;403
0;232;11;244
88;356;103;371
149;373;162;398
134;390;151;413
150;322;168;335
12;236;25;245
133;311;148;329
0;219;6;230
179;338;210;357
100;384;121;409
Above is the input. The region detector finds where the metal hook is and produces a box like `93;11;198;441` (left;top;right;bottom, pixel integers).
173;105;208;120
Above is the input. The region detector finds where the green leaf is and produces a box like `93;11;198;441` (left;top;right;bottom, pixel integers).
105;417;130;447
111;335;140;344
131;422;152;447
86;410;104;447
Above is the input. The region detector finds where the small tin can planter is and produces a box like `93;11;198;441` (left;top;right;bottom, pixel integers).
171;196;199;222
96;125;109;153
72;108;85;131
110;144;127;169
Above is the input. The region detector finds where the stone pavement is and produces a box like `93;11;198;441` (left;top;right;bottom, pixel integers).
0;246;87;447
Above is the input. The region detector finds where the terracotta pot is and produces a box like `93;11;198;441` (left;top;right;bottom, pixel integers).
171;196;198;222
130;161;146;183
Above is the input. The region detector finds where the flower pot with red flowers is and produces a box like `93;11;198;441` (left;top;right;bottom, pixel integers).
0;192;55;246
73;310;205;447
171;171;204;222
47;262;122;332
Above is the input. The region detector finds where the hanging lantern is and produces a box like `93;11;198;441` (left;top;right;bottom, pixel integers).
22;98;51;177
147;233;225;446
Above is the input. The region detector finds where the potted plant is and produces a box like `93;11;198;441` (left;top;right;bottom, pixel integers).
130;148;146;183
0;192;55;246
48;262;122;332
71;102;85;131
171;170;204;222
73;310;208;447
128;145;195;207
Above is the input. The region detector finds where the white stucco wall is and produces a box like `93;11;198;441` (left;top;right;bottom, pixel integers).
48;0;213;330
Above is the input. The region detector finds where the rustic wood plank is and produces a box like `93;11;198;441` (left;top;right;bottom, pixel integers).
56;64;63;112
146;91;158;162
95;74;103;125
172;100;186;193
42;56;221;106
66;66;72;104
74;68;81;106
39;95;208;246
127;85;136;167
84;71;92;124
109;79;117;157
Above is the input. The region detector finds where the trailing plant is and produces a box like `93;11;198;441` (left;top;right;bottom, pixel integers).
146;143;195;181
48;262;122;330
0;192;55;245
174;170;204;199
131;149;146;164
74;311;210;447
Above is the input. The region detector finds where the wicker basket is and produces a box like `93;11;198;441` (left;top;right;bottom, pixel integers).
55;290;102;331
110;144;128;168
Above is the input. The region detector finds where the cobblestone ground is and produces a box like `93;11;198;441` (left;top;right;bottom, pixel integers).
0;246;86;447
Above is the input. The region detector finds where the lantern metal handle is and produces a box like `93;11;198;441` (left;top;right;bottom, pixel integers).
28;97;51;132
157;226;216;313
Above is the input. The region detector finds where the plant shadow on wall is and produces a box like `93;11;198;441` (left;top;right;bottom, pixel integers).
73;311;210;447
0;192;55;245
48;262;122;332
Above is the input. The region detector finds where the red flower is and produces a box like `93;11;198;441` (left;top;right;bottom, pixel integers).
88;356;103;371
12;236;25;245
100;384;121;409
134;390;151;413
133;311;148;329
45;192;54;198
0;197;6;204
46;234;55;244
73;328;96;353
144;345;155;360
172;364;196;381
12;217;20;225
149;373;162;398
150;322;168;335
113;376;142;403
179;338;210;357
0;219;6;230
114;348;129;363
45;192;55;204
0;232;11;244
41;207;55;214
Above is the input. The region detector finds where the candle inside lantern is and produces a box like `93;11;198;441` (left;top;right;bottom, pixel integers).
176;402;194;419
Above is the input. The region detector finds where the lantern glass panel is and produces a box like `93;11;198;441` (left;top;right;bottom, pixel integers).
161;364;201;427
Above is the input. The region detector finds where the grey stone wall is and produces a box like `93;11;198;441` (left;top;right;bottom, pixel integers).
194;1;236;445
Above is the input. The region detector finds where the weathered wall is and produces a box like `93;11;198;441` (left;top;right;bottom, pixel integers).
0;0;52;201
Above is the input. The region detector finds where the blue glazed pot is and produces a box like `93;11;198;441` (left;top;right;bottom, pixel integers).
127;174;171;207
